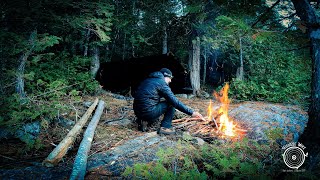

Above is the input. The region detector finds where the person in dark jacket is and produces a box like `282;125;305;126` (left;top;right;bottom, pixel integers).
133;68;204;135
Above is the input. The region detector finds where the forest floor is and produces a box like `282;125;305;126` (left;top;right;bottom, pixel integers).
0;93;208;170
0;92;318;179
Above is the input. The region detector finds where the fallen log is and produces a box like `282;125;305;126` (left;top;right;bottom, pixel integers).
70;100;105;180
43;98;99;167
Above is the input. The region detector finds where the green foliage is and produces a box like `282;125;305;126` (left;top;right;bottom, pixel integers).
0;31;99;148
203;15;311;105
26;53;99;96
265;128;283;143
0;94;59;129
216;15;251;37
122;140;207;179
67;1;113;45
228;32;311;105
0;51;99;127
204;15;253;52
201;137;282;179
33;33;61;52
122;136;288;179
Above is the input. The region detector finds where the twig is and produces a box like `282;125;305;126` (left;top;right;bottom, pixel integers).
0;154;16;161
89;141;111;157
71;104;79;122
172;117;205;123
109;139;124;150
174;121;197;129
193;126;210;134
104;110;129;124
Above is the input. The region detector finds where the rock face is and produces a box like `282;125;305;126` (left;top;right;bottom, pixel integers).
87;132;176;176
0;121;41;142
227;102;308;144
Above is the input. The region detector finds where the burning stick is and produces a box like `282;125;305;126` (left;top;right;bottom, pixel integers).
234;127;248;134
211;117;219;130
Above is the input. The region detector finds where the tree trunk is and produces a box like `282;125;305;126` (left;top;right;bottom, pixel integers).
236;37;244;81
290;0;320;162
43;98;99;167
70;100;105;180
308;34;320;141
16;30;37;101
83;29;91;57
162;25;168;54
91;46;100;78
122;33;126;61
202;45;207;85
189;36;201;95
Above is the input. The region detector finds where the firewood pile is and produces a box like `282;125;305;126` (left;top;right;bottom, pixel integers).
172;116;248;140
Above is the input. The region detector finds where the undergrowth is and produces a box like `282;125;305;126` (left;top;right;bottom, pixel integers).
122;128;317;179
0;52;99;150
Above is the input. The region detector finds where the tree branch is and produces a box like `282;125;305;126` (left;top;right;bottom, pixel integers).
252;0;281;28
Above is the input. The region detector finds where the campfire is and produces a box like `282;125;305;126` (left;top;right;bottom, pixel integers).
173;83;247;140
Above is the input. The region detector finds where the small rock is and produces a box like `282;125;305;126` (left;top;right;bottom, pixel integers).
15;121;41;143
106;118;132;126
176;94;188;99
187;94;195;99
55;116;75;129
83;101;93;108
200;91;210;98
193;137;205;146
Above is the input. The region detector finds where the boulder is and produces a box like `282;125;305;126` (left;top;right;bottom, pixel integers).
86;132;176;176
227;102;308;145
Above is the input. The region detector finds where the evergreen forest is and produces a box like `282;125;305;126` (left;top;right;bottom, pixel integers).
0;0;319;179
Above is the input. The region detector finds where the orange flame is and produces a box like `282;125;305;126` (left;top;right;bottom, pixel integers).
207;100;213;121
212;83;236;137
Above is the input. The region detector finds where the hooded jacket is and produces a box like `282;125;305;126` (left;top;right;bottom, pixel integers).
133;71;193;117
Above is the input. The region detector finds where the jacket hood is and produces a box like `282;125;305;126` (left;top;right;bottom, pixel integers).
149;71;164;79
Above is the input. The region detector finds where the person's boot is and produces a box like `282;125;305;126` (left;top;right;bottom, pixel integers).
137;118;148;132
157;127;175;135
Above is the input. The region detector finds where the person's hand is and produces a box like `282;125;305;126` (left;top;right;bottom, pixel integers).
192;112;205;121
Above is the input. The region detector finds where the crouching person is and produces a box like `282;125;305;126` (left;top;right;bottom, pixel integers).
133;68;204;135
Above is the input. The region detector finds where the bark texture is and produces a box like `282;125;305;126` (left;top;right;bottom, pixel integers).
91;46;100;78
291;0;320;152
16;30;37;101
70;100;105;180
189;37;201;95
162;25;168;54
43;98;99;167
